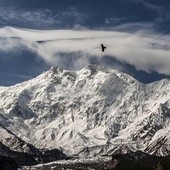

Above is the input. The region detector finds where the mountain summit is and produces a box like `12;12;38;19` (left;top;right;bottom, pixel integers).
0;65;170;157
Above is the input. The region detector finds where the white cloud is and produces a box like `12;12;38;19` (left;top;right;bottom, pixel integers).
0;27;170;75
0;7;87;28
105;17;128;24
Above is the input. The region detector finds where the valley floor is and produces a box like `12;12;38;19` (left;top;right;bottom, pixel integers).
21;157;117;170
20;153;170;170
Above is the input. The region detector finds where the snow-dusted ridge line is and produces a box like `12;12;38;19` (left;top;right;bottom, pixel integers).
0;65;170;157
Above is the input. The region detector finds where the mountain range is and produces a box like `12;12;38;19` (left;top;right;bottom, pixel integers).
0;65;170;163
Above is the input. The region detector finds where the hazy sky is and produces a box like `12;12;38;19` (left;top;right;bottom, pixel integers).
0;0;170;85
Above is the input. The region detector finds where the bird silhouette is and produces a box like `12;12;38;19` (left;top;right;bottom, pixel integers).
101;44;106;52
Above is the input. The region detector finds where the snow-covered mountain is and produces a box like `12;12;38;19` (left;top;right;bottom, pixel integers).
0;65;170;157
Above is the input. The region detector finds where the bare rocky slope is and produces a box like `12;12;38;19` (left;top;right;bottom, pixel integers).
0;65;170;159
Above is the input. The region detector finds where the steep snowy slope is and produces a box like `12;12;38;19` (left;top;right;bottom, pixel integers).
0;65;170;157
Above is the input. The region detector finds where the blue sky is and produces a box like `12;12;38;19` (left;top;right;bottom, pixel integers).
0;0;170;30
0;0;170;85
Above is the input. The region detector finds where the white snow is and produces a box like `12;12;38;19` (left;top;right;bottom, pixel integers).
0;65;170;156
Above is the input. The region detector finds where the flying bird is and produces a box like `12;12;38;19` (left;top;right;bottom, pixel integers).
101;44;106;52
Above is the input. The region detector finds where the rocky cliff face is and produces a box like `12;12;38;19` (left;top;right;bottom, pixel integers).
0;65;170;157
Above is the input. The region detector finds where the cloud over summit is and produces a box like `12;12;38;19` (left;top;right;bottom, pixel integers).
0;26;170;75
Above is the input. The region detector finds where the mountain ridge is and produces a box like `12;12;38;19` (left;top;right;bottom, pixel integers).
0;65;170;157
